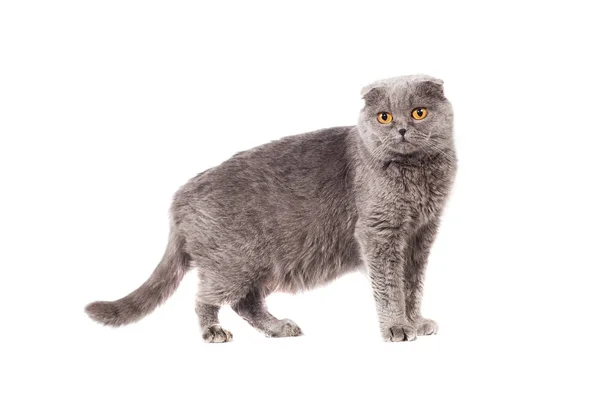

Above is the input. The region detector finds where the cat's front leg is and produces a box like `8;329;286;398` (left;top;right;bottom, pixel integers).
405;219;440;336
358;224;416;342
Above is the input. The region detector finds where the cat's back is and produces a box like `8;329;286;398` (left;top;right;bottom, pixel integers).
221;125;353;187
172;126;357;224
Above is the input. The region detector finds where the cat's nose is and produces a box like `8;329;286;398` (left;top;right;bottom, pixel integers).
398;128;407;137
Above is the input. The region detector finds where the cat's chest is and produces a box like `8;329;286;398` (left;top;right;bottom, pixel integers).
366;161;455;225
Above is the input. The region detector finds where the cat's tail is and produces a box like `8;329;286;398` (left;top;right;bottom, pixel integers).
84;229;190;327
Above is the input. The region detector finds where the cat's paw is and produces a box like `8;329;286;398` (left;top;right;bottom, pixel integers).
266;319;303;338
383;324;417;342
202;324;233;343
416;318;438;336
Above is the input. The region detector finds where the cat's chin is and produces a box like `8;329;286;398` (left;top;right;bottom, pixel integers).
387;142;420;155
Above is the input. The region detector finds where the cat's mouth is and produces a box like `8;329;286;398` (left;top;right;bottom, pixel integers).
388;141;418;154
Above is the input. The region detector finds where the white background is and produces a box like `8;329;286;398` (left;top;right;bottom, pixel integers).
1;1;599;399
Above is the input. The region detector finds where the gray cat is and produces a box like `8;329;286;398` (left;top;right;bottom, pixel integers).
85;74;457;342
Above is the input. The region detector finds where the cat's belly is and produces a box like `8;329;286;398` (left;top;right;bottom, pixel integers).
268;228;363;293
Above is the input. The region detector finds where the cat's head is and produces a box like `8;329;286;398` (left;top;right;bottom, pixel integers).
358;75;453;159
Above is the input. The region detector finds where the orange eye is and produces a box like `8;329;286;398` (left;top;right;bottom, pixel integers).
377;112;393;124
411;107;428;120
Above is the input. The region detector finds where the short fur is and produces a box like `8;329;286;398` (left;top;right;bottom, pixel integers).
85;74;457;342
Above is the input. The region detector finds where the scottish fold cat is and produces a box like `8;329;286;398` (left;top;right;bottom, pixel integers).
86;74;457;342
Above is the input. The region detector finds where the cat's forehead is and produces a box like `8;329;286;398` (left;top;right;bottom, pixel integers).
361;74;444;106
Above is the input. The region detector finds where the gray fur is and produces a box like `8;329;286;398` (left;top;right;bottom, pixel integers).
85;74;457;342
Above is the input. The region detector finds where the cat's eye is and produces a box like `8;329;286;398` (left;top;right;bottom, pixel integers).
411;107;428;120
377;112;393;124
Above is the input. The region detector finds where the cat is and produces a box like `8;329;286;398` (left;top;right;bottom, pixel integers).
85;74;457;342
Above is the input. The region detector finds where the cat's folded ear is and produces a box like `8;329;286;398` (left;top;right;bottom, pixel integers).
361;84;386;105
418;77;445;99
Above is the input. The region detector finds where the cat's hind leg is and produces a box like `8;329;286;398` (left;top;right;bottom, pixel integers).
232;289;302;338
196;302;233;343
